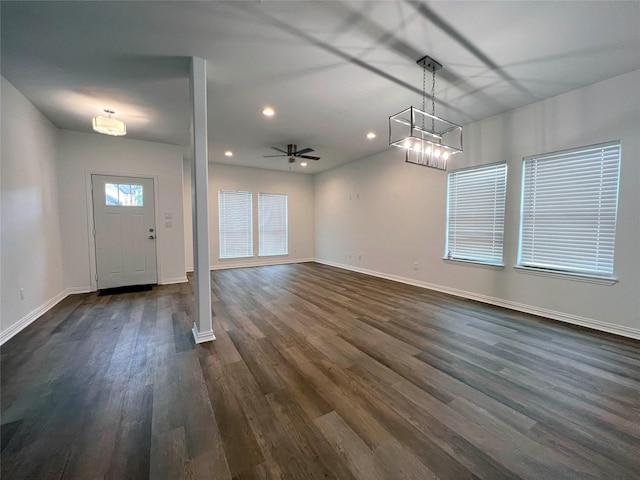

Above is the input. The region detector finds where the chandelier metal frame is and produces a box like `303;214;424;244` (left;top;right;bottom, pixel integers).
389;55;462;170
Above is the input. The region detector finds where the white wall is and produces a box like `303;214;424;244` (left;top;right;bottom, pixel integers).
1;77;65;341
57;131;186;289
183;161;315;270
315;70;640;338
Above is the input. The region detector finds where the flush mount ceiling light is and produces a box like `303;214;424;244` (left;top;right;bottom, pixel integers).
224;150;233;157
366;132;377;139
262;106;275;117
92;109;126;136
389;55;462;170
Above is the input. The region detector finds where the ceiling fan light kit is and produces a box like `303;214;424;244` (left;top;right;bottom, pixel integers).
92;108;126;136
389;55;462;171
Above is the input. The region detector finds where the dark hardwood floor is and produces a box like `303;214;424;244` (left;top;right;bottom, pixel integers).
2;262;639;479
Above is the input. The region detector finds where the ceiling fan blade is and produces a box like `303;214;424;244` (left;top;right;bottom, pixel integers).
299;155;320;160
263;154;287;158
294;147;314;155
271;147;288;154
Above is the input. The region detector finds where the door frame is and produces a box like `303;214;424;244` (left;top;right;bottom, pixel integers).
85;170;162;292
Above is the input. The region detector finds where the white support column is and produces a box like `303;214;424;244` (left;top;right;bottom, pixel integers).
189;57;214;343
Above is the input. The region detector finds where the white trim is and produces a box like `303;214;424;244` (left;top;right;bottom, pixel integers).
192;322;215;344
161;276;188;285
315;259;640;341
442;258;504;270
65;286;92;295
211;257;314;271
0;288;86;345
514;265;618;285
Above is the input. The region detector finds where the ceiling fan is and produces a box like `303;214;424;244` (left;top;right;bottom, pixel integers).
264;144;320;163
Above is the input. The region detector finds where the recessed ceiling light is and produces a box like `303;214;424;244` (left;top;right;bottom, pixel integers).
224;150;233;157
262;106;275;117
366;132;376;139
300;162;308;167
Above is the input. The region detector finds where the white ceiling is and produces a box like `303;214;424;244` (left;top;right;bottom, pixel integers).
2;1;639;174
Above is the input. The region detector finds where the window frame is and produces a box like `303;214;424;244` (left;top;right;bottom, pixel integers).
516;141;621;281
218;189;254;260
258;192;289;257
105;183;144;207
445;161;508;267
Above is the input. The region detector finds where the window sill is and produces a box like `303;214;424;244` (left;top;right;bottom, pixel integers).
442;258;504;270
258;254;289;258
514;266;618;285
219;255;254;260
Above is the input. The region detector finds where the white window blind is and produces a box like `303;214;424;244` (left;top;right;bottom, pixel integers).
259;193;288;256
446;163;507;265
219;190;253;259
518;142;621;277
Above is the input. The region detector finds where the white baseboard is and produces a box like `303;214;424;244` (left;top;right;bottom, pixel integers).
211;257;314;271
315;259;640;341
1;289;69;346
192;322;216;344
161;276;188;285
65;286;92;295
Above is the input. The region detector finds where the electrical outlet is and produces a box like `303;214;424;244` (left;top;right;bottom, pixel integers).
19;288;25;300
358;254;362;261
356;193;360;200
414;262;419;270
348;252;352;259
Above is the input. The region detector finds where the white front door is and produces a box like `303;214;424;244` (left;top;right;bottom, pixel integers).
92;174;158;289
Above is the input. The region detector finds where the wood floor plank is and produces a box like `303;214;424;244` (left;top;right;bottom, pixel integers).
149;426;191;480
315;411;386;480
2;263;639;479
200;362;264;477
374;438;440;480
280;344;393;449
257;336;334;421
265;390;357;480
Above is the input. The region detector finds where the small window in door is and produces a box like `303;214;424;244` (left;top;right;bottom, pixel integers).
105;183;144;206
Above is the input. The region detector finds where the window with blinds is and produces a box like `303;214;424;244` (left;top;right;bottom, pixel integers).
446;162;507;265
517;141;621;278
218;190;253;259
259;193;288;256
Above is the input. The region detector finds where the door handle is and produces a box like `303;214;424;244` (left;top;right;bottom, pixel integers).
149;235;156;240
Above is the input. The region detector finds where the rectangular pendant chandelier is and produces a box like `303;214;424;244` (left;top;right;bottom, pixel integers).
389;56;462;171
